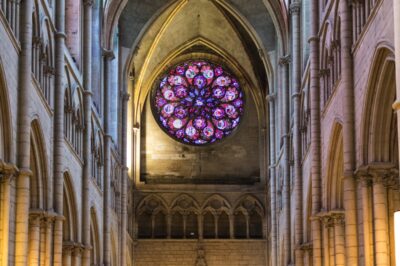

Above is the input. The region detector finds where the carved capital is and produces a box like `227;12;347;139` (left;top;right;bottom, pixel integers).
291;92;301;99
308;36;319;43
392;100;400;111
102;48;115;60
83;0;94;7
29;212;42;226
33;36;42;46
319;69;330;77
321;215;334;228
44;65;55;75
55;32;67;40
279;55;291;66
332;213;345;226
0;161;18;182
289;2;301;15
123;92;131;102
266;93;276;102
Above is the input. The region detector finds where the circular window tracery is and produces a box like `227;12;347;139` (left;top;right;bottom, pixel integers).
152;60;244;145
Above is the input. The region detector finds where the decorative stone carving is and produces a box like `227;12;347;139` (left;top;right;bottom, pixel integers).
279;55;291;66
289;2;301;15
195;247;207;266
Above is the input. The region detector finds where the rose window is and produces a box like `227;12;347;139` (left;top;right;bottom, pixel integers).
152;60;244;145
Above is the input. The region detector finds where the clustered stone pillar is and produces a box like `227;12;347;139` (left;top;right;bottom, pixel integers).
53;0;66;264
103;49;115;266
340;1;358;264
14;0;34;264
290;1;304;266
279;54;291;266
309;0;322;265
82;1;94;265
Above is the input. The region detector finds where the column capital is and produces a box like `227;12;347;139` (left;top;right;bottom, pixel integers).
55;32;67;40
29;212;42;226
289;2;301;15
0;161;18;182
392;100;400;111
299;242;313;252
62;241;75;252
308;36;319;43
279;55;291;65
321;215;334;228
331;213;345;226
363;163;398;183
266;93;276;102
291;92;301;99
83;0;94;7
102;48;115;60
123;92;131;102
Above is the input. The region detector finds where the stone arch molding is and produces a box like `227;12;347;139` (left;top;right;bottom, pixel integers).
361;44;396;164
125;0;272;122
324;121;344;210
30;119;50;210
0;54;12;162
135;193;265;239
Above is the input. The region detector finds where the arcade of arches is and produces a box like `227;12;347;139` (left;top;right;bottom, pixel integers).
0;0;400;265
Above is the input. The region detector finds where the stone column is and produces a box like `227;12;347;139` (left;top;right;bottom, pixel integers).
166;214;171;239
53;0;66;264
229;214;234;239
103;48;115;266
14;0;34;263
198;214;203;240
371;170;390;265
40;218;46;266
309;0;322;264
62;243;73;266
279;54;291;266
72;245;82;266
0;162;16;265
28;214;41;265
81;1;94;266
266;92;277;266
340;0;358;264
357;172;373;266
393;0;400;176
43;216;54;266
321;216;332;266
119;89;130;266
328;219;335;266
290;2;304;266
332;213;345;266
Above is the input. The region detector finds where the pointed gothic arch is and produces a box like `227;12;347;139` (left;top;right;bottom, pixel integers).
63;172;79;242
361;45;397;164
30;119;49;210
90;207;101;265
325;122;344;210
0;59;11;162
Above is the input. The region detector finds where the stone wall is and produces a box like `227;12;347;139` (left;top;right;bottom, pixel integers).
140;92;260;185
134;240;267;266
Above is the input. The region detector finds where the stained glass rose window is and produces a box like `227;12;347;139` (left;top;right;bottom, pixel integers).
152;60;244;145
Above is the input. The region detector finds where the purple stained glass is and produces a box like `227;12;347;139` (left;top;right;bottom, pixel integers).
152;60;244;145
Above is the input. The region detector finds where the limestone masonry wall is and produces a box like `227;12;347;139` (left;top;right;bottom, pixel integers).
134;240;267;266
